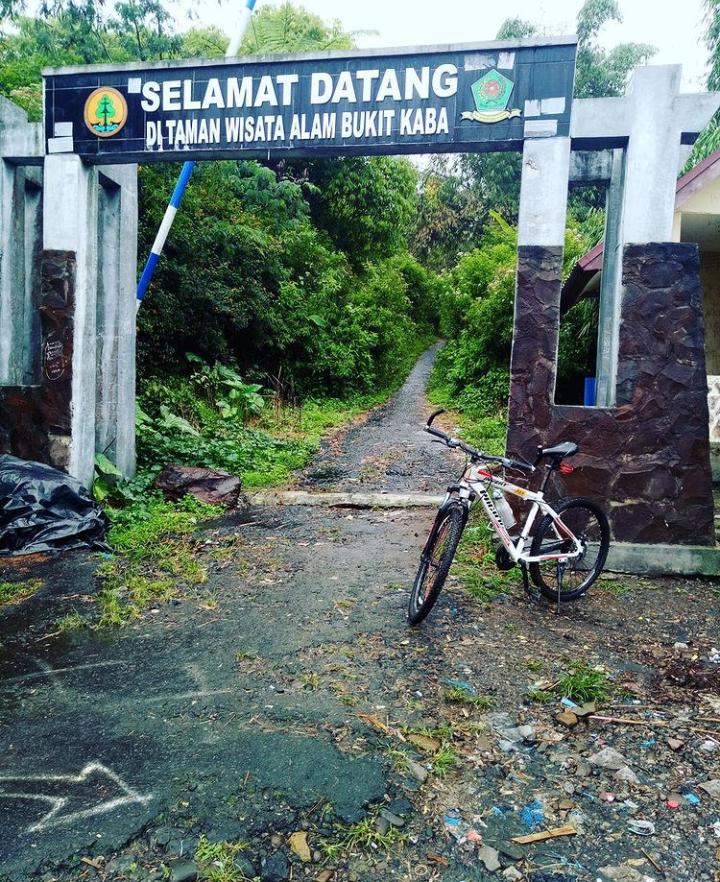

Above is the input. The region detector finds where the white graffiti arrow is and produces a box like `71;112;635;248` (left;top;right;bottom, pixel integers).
0;762;153;833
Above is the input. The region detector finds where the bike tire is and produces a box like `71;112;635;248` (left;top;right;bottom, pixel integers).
408;502;466;626
529;497;610;602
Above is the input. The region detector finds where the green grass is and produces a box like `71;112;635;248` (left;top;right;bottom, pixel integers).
55;611;91;632
454;520;515;604
0;579;43;606
554;661;611;703
526;687;553;704
443;685;491;710
431;744;459;776
194;836;250;882
321;816;406;861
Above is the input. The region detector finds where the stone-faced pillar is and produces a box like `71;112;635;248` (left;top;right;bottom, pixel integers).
509;137;570;446
42;154;99;486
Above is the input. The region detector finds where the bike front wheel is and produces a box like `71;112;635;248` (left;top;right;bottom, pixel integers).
408;502;466;626
529;497;610;602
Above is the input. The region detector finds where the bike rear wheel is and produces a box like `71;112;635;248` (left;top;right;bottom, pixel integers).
529;497;610;602
408;502;465;626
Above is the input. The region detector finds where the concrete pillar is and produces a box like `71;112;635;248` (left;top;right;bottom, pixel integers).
41;157;138;485
595;149;626;407
592;65;719;404
622;66;683;244
96;166;137;476
43;154;99;486
0;98;43;385
517;137;571;248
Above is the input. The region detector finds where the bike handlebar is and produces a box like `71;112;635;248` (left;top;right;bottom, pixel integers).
424;419;535;473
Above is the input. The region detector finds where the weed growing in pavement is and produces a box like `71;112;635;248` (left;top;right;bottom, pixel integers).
432;744;459;776
443;686;491;710
194;835;250;882
235;650;257;662
525;659;543;672
321;817;406;860
55;612;91;632
52;496;219;632
301;671;320;691
385;748;412;772
0;579;43;606
525;687;553;704
554;661;612;703
455;520;514;604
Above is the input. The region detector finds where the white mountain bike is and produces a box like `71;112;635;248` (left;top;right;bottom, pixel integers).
408;409;610;625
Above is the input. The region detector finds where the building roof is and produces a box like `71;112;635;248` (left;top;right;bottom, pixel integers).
561;148;720;311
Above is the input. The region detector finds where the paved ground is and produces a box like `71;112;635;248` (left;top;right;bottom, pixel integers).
1;347;720;882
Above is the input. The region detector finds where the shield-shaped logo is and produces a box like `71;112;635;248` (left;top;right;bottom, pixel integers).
462;69;521;124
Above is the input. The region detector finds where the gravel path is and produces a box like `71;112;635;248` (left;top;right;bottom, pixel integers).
1;348;719;882
300;342;457;493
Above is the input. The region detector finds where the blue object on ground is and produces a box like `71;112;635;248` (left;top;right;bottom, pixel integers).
685;793;701;805
520;799;545;828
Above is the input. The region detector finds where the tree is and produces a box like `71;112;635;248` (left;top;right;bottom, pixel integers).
241;2;363;55
574;0;655;98
683;0;720;169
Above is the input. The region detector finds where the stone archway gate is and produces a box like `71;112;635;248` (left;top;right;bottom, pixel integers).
0;37;718;568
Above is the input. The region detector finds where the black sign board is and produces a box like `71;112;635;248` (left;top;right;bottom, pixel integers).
43;38;577;164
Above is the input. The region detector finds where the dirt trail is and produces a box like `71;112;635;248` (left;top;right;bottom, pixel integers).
300;342;457;493
1;347;719;882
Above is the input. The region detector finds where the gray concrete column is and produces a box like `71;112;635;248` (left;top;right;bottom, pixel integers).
595;148;627;407
518;137;571;248
43;153;99;486
96;165;138;477
622;66;683;244
0;98;43;386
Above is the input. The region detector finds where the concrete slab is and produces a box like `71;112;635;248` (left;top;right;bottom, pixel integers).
606;541;720;577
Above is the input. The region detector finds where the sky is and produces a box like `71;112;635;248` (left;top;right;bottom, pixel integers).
196;0;710;92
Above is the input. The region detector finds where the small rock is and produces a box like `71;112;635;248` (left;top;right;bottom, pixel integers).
478;845;501;872
289;831;311;863
262;852;290;882
700;739;718;753
589;747;628;771
407;760;428;783
599;865;647;882
614;765;639;784
673;642;689;651
379;808;405;828
316;872;334;882
699;779;720;799
387;797;412;817
557;709;578;727
270;834;284;848
169;861;198;882
497;841;524;861
155;465;241;508
667;737;684;751
375;816;390;836
503;869;523;881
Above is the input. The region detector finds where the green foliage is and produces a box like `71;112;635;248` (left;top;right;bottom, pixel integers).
241;2;363;55
137;159;437;396
554;661;611;703
194;835;251;882
574;0;656;99
0;579;43;605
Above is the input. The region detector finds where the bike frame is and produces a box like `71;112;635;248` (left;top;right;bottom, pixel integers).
443;464;584;566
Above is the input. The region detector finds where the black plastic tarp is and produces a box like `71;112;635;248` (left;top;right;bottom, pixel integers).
0;455;109;556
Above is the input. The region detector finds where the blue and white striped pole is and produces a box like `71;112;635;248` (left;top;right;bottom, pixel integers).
136;0;259;309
